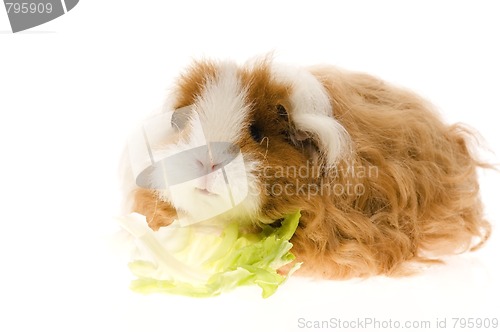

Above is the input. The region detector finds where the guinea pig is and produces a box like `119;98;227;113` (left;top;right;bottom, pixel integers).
127;57;491;279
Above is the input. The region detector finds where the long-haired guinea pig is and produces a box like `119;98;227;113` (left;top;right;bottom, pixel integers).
127;57;491;279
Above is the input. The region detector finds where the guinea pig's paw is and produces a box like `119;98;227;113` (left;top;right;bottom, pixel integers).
132;188;177;231
146;210;176;231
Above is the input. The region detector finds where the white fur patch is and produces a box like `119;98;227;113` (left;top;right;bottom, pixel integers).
272;64;352;164
292;113;351;165
272;64;332;117
195;62;250;143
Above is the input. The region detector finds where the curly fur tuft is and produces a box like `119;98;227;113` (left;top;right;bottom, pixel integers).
287;66;491;278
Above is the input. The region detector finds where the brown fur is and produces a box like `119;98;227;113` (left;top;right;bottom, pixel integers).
173;60;218;109
131;60;491;279
290;67;491;278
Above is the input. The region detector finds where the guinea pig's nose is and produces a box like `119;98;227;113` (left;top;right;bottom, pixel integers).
197;159;221;174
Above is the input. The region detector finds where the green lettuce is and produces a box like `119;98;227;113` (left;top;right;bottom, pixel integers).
118;211;301;298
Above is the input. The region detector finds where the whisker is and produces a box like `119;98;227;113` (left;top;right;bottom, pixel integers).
259;136;269;160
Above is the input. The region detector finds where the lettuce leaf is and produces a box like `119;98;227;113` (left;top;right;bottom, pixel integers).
117;211;301;298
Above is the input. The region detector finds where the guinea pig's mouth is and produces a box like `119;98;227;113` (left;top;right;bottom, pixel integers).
195;188;218;196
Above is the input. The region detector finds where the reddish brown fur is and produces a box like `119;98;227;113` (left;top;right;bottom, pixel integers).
173;60;218;109
131;60;491;279
133;188;176;231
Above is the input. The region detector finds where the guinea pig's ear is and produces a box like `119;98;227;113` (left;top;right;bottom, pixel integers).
272;64;352;166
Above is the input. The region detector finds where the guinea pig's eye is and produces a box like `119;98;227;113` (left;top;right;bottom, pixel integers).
249;123;263;142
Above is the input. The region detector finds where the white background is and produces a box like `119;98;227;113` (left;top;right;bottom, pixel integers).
1;1;499;331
